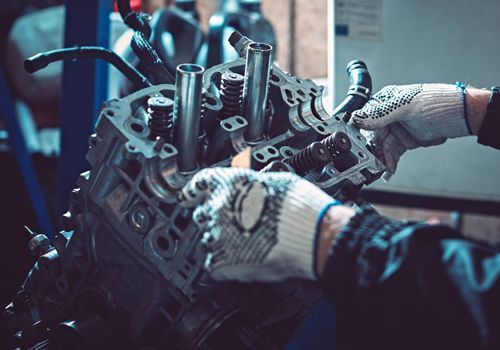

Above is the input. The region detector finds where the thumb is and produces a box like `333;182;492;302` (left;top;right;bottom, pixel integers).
351;105;394;130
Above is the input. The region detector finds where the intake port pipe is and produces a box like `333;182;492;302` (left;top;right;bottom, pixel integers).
242;42;272;143
173;64;204;172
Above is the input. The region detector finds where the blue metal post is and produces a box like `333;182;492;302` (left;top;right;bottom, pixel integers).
57;0;112;214
0;69;55;237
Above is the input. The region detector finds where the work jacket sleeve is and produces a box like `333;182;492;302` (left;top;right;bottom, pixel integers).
319;206;500;350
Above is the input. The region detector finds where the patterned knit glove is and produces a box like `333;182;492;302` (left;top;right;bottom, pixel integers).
351;84;470;179
178;168;335;282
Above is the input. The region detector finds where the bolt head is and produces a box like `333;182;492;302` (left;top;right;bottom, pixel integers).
222;71;244;83
148;96;173;111
28;234;50;256
132;211;147;228
128;203;153;234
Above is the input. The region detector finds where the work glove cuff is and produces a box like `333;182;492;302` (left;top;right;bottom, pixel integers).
270;181;335;280
419;83;470;138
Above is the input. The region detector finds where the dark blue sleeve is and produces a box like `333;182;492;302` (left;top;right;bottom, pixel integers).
319;206;500;350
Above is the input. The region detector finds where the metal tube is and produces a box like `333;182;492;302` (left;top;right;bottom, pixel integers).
242;42;272;142
173;63;204;172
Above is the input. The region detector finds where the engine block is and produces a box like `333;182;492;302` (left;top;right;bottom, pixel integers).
4;32;385;349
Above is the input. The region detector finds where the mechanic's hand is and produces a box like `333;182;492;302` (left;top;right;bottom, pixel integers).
351;84;470;179
178;168;335;282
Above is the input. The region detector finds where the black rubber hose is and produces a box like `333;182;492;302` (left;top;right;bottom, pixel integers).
24;46;152;88
131;31;175;84
116;0;133;19
331;60;372;117
116;0;151;38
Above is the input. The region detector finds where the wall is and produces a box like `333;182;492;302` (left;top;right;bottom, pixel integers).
185;0;328;77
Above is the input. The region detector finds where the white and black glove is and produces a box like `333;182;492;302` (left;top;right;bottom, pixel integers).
351;84;470;179
178;168;335;282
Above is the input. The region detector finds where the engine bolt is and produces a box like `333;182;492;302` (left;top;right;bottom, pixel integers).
25;226;51;257
148;96;174;141
128;203;152;234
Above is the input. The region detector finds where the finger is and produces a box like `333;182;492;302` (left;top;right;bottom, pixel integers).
177;168;216;208
351;105;394;130
351;95;381;116
382;171;394;182
192;203;212;228
366;126;389;161
202;228;227;273
381;152;397;181
382;139;405;181
382;149;404;181
352;86;406;130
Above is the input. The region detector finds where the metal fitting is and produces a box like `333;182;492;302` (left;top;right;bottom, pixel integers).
228;30;253;57
28;233;51;257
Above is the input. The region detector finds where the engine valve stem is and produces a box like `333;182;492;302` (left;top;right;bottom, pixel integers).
220;72;244;119
286;142;331;175
322;131;352;157
147;96;174;140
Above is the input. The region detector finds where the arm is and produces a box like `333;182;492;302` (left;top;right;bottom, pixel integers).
179;168;499;348
351;84;492;179
317;205;500;349
466;87;490;135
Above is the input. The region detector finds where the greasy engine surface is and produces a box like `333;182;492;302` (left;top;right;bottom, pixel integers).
3;32;385;349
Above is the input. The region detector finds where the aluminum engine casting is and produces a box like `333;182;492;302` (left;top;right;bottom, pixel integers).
3;31;385;349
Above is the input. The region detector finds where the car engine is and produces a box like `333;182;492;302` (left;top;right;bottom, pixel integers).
3;29;385;349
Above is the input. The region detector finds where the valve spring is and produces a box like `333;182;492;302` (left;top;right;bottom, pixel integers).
322;132;352;157
220;71;244;119
147;96;174;141
286;142;331;175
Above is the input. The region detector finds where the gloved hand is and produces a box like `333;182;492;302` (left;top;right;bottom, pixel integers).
351;84;470;179
178;168;336;282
